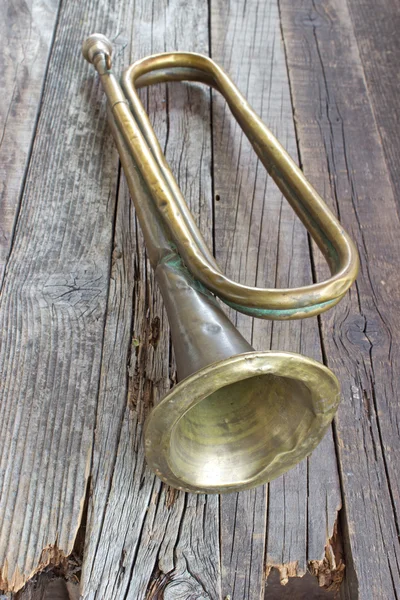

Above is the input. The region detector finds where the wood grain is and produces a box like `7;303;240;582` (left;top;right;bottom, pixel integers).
0;0;61;284
279;0;400;597
210;0;342;596
345;0;400;210
0;0;133;592
81;0;344;596
3;0;399;597
80;1;221;598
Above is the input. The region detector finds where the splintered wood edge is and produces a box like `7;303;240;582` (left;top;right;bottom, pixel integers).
265;510;345;591
0;545;68;594
0;458;90;594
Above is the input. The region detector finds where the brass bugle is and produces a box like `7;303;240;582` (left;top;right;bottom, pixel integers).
82;34;359;494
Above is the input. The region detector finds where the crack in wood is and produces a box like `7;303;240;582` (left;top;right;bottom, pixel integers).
266;510;344;593
3;476;91;598
308;517;345;591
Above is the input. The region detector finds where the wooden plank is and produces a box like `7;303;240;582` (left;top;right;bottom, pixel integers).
0;0;135;592
0;0;61;284
279;0;400;597
80;2;221;598
4;1;394;598
210;0;342;596
345;0;400;209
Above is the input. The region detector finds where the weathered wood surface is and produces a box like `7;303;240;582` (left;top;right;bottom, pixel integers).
0;0;61;284
80;1;221;598
279;0;400;598
81;0;342;598
345;0;400;209
1;0;400;598
210;0;341;596
0;0;133;593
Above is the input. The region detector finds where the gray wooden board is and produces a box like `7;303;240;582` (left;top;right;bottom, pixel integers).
81;0;343;598
80;1;220;598
0;0;134;593
345;0;400;212
0;0;61;284
210;0;341;595
279;0;400;597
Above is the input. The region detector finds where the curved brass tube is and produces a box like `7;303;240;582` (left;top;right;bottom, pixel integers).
83;34;358;319
82;34;358;493
121;54;359;319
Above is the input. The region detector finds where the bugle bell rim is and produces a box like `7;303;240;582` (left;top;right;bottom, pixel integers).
144;351;340;494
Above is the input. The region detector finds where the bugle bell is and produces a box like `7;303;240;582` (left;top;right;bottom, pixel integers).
82;34;359;493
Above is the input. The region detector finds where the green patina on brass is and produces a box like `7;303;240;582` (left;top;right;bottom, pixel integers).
225;297;340;320
161;251;341;319
82;34;358;494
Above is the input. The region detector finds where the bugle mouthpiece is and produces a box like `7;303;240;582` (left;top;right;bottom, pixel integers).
82;33;113;69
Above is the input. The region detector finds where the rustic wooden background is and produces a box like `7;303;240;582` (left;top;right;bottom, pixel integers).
0;0;399;598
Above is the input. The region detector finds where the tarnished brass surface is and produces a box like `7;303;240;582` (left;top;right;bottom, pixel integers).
145;352;339;494
82;34;359;320
82;34;357;493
